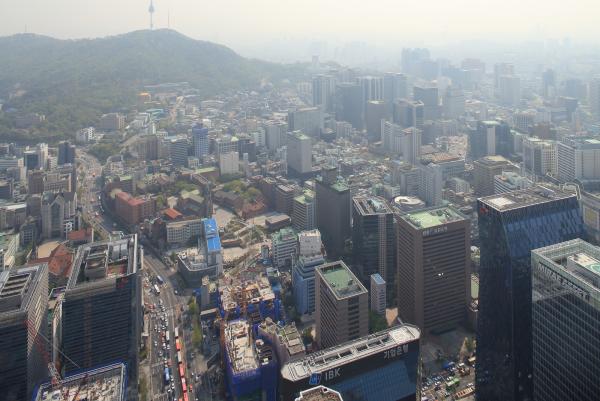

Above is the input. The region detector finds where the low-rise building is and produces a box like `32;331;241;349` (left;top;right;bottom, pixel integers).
178;218;222;285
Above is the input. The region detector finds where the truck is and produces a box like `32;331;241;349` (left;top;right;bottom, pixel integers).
154;284;160;295
164;367;170;385
156;275;164;285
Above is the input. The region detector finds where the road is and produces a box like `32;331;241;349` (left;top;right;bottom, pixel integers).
77;146;211;400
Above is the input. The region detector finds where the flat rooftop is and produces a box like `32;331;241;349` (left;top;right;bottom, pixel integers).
402;206;465;229
480;185;574;212
0;264;45;315
281;325;420;382
224;320;258;373
533;239;600;297
353;196;393;216
33;362;126;401
203;218;221;253
371;273;385;285
68;236;137;289
295;386;343;401
317;261;367;300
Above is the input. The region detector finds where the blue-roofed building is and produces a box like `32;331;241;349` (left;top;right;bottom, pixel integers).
178;218;223;286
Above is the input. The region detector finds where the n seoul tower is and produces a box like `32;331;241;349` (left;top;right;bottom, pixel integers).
149;0;155;30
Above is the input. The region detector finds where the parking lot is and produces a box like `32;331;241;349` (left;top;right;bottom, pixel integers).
421;361;476;401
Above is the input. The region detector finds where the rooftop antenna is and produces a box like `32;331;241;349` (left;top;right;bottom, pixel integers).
148;0;155;30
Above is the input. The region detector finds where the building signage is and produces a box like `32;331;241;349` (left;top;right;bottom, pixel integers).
422;226;448;237
536;261;590;301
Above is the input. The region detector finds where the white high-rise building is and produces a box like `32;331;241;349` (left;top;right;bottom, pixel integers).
443;86;465;119
298;230;322;257
219;151;239;176
264;120;288;151
286;131;312;175
557;136;600;182
370;273;386;315
589;78;600;120
498;75;521;106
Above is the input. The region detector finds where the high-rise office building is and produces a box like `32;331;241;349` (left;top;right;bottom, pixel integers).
494;63;515;88
61;235;142;385
315;261;368;349
413;85;439;120
370;273;386;315
588;78;600;120
57;141;76;166
271;228;298;269
288;107;324;138
365;100;391;143
292;189;316;231
166;136;189;167
315;167;351;257
530;239;600;401
442;86;465;119
522;136;557;178
280;324;421;401
396;206;470;335
0;263;49;401
264;120;288;151
383;72;408;103
498;75;521;106
293;230;325;315
416;162;443;206
473;155;518;196
513;109;536;133
468;120;512;160
192;122;209;159
476;186;584;401
557;136;600;182
287;131;313;176
393;99;424;130
357;76;384;104
312;75;336;112
352;196;396;303
335;82;364;130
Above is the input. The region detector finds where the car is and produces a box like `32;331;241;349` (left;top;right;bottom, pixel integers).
154;341;158;347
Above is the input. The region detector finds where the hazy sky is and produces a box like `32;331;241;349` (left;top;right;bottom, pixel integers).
0;0;598;49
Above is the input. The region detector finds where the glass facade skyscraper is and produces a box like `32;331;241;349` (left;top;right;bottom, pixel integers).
476;186;583;401
531;239;600;401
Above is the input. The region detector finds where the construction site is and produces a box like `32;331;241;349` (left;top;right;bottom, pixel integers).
32;362;127;401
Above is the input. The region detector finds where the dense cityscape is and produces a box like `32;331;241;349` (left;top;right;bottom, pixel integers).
2;2;600;401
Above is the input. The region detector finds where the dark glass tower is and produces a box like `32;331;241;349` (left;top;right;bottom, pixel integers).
476;186;583;401
352;196;396;303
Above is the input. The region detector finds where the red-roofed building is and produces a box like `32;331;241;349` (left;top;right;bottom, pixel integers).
29;242;74;289
67;227;94;246
163;208;183;221
115;191;156;225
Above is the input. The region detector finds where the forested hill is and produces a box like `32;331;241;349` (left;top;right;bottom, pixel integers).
0;29;303;142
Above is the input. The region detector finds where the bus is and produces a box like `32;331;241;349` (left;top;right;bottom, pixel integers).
165;331;170;343
445;378;460;391
154;284;160;295
174;327;179;339
179;364;185;378
164;367;170;384
176;339;181;352
181;378;187;393
177;351;183;364
156;275;164;285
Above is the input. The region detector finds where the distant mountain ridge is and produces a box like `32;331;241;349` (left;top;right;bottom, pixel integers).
0;29;304;142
